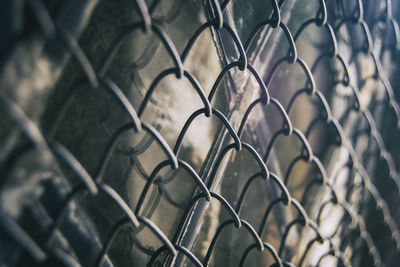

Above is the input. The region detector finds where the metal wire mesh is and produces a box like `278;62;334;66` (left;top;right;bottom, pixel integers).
1;0;400;266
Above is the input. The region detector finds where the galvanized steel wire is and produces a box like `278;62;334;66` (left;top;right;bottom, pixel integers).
1;0;400;266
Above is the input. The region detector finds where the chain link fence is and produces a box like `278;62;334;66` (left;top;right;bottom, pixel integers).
1;0;400;266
